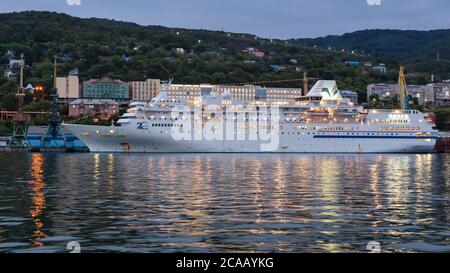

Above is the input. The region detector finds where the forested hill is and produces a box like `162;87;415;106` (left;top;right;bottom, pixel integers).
0;11;448;101
294;29;450;76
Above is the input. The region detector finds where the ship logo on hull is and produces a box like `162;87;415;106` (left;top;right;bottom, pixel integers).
137;122;148;130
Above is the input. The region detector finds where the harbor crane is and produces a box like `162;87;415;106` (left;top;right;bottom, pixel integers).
8;54;31;149
398;66;409;110
40;57;66;150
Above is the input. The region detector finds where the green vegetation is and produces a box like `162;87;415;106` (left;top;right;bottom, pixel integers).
0;11;418;104
0;11;448;132
0;120;12;136
294;29;450;80
429;107;450;131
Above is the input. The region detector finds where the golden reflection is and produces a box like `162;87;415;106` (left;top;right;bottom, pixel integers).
385;156;411;205
317;243;342;253
146;157;154;181
369;156;382;211
93;153;101;183
162;156;178;182
414;154;433;216
273;157;287;223
161;156;212;237
316;157;340;246
183;156;212;234
105;154;116;197
29;153;48;246
107;153;114;174
252;158;263;225
320;156;339;204
192;156;204;183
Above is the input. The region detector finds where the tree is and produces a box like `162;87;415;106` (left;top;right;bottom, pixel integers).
24;99;51;112
0;81;18;97
369;94;380;108
0;93;18;110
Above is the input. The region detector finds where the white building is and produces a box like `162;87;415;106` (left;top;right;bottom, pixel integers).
427;83;450;106
130;79;161;102
56;75;80;102
367;84;395;100
3;59;23;79
168;84;209;99
340;90;359;105
167;84;302;102
176;48;185;55
367;84;430;104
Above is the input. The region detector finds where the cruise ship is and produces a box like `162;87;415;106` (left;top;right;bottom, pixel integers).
65;81;438;153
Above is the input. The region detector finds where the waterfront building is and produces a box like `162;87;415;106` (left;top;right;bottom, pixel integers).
345;60;360;66
266;87;303;102
340;90;359;105
372;64;387;73
168;84;209;99
407;85;432;105
56;75;80;102
69;99;119;120
254;51;265;58
367;84;395;99
427;83;450;106
270;64;286;71
167;84;302;102
82;77;129;103
3;59;23;79
367;83;435;105
176;48;185;55
130;79;161;102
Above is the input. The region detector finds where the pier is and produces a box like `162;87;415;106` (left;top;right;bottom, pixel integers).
0;126;89;153
435;133;450;153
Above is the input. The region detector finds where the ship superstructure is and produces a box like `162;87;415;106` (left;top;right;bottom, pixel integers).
65;81;438;153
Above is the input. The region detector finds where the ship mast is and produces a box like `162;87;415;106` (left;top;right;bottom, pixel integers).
303;71;309;96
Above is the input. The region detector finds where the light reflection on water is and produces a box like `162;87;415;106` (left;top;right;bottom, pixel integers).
0;153;448;253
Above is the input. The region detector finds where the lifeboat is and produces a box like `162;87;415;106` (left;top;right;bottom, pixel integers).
307;108;329;116
335;108;359;116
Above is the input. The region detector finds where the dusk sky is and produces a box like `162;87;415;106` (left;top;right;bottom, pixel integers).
0;0;449;38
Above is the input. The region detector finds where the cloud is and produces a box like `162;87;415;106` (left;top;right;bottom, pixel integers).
0;0;448;38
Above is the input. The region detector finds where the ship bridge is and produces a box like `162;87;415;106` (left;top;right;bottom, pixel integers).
306;80;342;100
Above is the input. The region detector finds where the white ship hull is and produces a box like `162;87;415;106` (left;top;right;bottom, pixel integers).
65;81;438;154
65;124;437;154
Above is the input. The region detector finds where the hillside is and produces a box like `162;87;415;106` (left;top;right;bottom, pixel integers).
0;11;446;105
294;29;450;77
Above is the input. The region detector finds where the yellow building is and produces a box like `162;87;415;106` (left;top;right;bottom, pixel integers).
56;75;80;102
130;79;161;101
168;84;210;99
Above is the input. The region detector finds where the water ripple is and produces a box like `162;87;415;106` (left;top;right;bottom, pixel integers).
0;153;448;253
